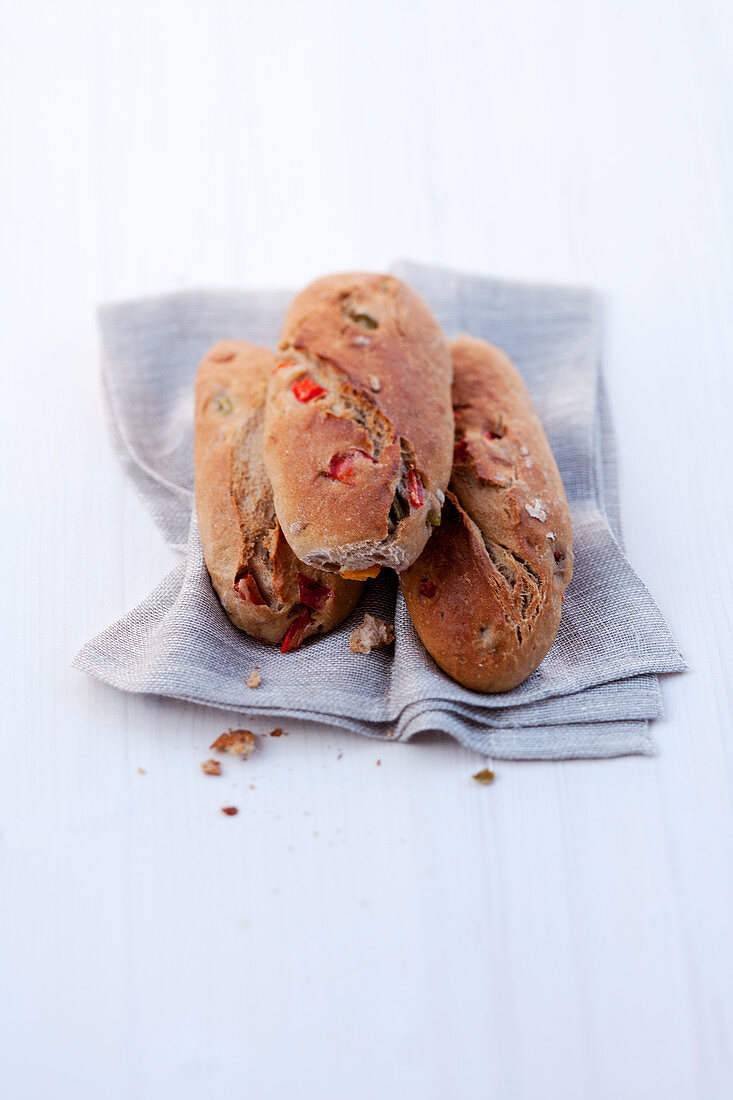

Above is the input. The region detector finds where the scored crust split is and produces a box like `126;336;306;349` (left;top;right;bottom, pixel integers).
400;336;573;692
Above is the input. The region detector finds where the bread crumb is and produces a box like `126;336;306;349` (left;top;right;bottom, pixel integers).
386;729;395;738
201;759;221;776
525;499;547;522
349;614;395;654
211;729;256;757
368;374;381;391
246;669;261;689
472;768;495;785
376;759;381;766
221;806;239;816
136;767;146;775
268;727;287;737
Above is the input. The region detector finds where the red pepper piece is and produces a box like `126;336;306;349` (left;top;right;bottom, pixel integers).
274;358;295;371
292;377;326;402
453;439;469;463
554;551;564;563
326;449;374;483
234;573;266;606
419;580;437;598
297;573;332;610
281;610;312;653
327;452;354;481
407;468;424;508
483;429;503;441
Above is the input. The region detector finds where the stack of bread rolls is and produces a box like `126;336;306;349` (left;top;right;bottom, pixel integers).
194;272;572;691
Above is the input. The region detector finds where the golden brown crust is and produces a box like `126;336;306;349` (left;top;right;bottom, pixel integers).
194;340;363;648
400;336;573;692
262;273;453;574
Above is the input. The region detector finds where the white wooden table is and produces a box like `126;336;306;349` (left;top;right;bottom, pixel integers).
2;2;732;1097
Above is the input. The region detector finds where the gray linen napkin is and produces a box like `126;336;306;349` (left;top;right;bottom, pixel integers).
73;261;685;759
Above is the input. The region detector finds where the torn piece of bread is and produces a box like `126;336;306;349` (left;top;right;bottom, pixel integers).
349;614;395;654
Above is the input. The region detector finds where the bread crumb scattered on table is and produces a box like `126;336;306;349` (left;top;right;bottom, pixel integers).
211;729;256;757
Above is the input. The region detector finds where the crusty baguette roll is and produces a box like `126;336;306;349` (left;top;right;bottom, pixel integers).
194;340;364;651
262;273;453;575
400;335;573;691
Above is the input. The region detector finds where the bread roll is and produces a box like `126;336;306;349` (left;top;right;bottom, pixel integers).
262;273;453;576
194;340;363;651
400;335;573;691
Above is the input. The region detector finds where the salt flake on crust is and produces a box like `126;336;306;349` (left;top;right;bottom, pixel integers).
525;499;547;522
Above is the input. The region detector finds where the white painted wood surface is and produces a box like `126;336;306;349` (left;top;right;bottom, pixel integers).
1;1;732;1097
